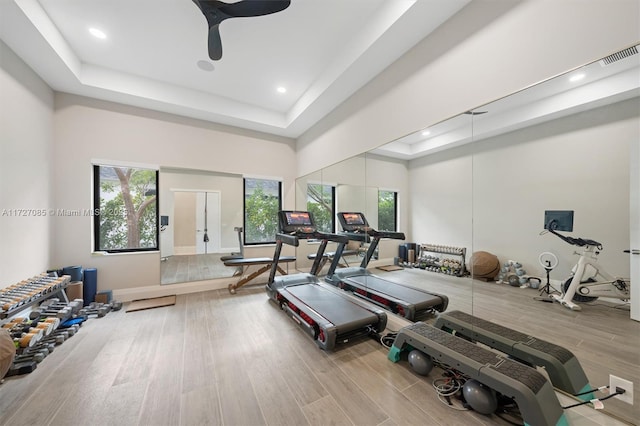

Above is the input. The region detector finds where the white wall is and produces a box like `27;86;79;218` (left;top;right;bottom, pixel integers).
409;98;638;283
52;93;296;299
0;40;54;286
297;0;640;176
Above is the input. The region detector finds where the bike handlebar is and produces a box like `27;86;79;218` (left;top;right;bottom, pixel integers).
546;221;602;249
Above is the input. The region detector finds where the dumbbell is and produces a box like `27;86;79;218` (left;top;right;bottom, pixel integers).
13;350;46;364
5;360;38;376
13;330;44;348
35;306;72;319
79;305;109;317
41;299;83;313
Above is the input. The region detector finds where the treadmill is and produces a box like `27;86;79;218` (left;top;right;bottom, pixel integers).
266;210;387;351
325;212;448;321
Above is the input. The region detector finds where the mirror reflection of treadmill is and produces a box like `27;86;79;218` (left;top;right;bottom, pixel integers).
266;211;387;351
325;212;449;321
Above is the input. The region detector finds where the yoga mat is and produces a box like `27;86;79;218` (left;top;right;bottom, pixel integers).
126;295;176;313
83;268;97;306
376;265;404;272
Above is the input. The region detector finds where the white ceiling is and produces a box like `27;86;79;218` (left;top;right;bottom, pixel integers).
0;0;470;138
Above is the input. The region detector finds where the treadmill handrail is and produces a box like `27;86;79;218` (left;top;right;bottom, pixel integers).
367;229;405;240
276;232;300;247
278;230;349;246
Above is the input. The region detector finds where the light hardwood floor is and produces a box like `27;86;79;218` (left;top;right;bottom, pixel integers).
0;270;637;426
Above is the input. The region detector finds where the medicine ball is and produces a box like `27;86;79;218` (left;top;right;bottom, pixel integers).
469;251;500;279
462;379;498;415
0;329;16;379
408;349;433;376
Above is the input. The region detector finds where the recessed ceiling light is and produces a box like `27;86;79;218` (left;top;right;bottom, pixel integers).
421;130;431;136
197;60;215;72
277;87;287;94
569;73;585;82
89;27;107;40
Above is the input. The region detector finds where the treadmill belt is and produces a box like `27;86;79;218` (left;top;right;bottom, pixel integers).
285;284;376;325
346;275;441;305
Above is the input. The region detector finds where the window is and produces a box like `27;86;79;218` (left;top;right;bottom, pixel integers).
244;178;282;245
93;165;159;253
378;190;397;231
307;183;335;233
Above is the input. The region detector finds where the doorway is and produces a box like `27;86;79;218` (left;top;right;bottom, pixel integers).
172;190;221;255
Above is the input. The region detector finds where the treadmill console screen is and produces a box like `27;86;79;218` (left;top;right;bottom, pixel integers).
338;212;369;231
279;210;316;233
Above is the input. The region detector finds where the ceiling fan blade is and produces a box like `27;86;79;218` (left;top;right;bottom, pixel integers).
192;0;290;61
219;0;291;18
208;24;223;60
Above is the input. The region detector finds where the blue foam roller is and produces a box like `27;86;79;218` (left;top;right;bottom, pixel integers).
83;268;97;307
62;265;83;282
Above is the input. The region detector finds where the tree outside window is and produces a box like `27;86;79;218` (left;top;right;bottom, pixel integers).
244;178;281;244
378;190;397;231
93;165;158;252
307;183;334;233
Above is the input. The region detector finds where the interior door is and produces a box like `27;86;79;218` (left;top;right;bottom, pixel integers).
196;191;221;254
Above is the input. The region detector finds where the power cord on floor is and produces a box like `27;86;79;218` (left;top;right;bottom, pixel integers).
563;387;624;410
573;385;609;397
380;331;398;348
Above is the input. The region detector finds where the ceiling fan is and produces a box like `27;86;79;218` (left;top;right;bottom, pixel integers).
192;0;291;61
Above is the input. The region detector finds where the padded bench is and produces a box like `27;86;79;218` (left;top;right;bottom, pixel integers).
224;256;296;294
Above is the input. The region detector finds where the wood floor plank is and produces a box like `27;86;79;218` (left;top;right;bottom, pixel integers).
247;355;311;426
136;332;184;426
48;328;135;425
401;378;497;426
349;340;419;392
180;385;223;426
301;395;354;426
291;336;389;426
335;351;441;426
112;308;165;386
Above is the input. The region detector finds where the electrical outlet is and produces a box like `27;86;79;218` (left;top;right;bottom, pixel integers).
609;374;634;405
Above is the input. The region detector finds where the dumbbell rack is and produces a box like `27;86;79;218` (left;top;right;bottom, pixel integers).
417;244;467;277
0;274;71;322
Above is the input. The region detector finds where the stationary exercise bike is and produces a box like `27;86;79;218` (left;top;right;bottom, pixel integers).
545;220;631;311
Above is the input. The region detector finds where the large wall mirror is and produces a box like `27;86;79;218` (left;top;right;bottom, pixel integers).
296;44;639;422
159;167;244;284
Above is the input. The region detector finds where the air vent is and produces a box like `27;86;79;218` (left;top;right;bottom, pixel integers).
599;45;639;66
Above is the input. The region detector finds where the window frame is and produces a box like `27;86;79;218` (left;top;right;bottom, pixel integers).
93;164;159;254
243;177;283;246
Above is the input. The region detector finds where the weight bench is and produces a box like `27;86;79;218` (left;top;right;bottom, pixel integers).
307;249;358;271
388;322;567;426
434;310;592;399
224;256;295;294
